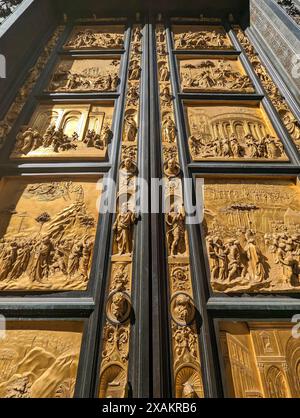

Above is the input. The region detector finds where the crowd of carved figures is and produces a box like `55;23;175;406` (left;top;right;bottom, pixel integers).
180;60;254;93
277;0;300;25
0;0;22;23
98;25;142;399
189;132;285;160
14;123;112;155
157;24;204;399
0;26;64;149
205;181;300;293
64;28;124;49
48;60;120;92
174;28;232;50
234;26;300;151
0;181;97;291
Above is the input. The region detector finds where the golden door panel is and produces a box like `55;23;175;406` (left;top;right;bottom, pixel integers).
178;56;254;94
219;321;300;398
10;103;114;161
202;177;300;293
172;25;234;50
46;57;121;93
63;25;125;50
185;101;288;162
0;321;83;398
0;176;102;291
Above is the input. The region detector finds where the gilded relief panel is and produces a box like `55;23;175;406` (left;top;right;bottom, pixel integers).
202;177;300;292
172;25;234;50
178;56;254;93
11;103;114;161
47;57;121;92
219;321;300;398
0;321;83;398
0;176;102;291
64;25;124;50
185;102;288;161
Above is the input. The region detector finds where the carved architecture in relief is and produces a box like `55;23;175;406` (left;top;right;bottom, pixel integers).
0;177;101;291
220;321;300;398
186;103;288;161
0;26;65;149
173;25;233;50
10;103;113;160
0;321;83;398
179;57;254;93
203;178;300;292
233;26;300;152
64;25;124;50
47;58;120;92
98;25;143;399
156;24;204;399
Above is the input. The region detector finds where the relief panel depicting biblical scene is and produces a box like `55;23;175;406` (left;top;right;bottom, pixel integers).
219;321;300;398
47;57;121;93
63;25;124;50
172;25;234;50
0;176;102;291
185;102;288;161
0;321;83;398
202;177;300;293
178;56;254;93
10;103;114;160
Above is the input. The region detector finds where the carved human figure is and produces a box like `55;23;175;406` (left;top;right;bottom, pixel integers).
166;206;186;256
164;157;181;178
173;293;194;325
162;115;176;143
129;60;141;81
30;236;53;282
160;86;172;106
159;63;169;81
16;127;43;154
283;113;300;141
110;292;130;323
123;114;138;142
245;237;267;283
113;203;137;255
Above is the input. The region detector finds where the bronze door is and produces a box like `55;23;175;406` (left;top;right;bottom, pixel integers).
0;5;300;398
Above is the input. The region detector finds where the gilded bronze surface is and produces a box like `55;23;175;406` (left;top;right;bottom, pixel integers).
0;321;83;398
220;321;300;398
178;56;254;93
157;24;204;399
185;102;288;161
0;176;102;291
172;25;233;50
98;25;143;399
64;25;124;50
11;103;114;161
203;177;300;292
0;26;65;150
47;57;120;92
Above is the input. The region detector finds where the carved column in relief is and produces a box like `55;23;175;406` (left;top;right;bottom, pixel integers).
98;25;143;398
156;24;204;398
232;25;300;152
0;26;65;149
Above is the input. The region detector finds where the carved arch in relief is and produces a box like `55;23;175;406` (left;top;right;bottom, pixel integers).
174;364;204;398
286;336;300;396
99;363;127;398
266;366;288;398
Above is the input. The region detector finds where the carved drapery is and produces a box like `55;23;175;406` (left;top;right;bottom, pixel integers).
156;23;204;399
98;25;143;399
